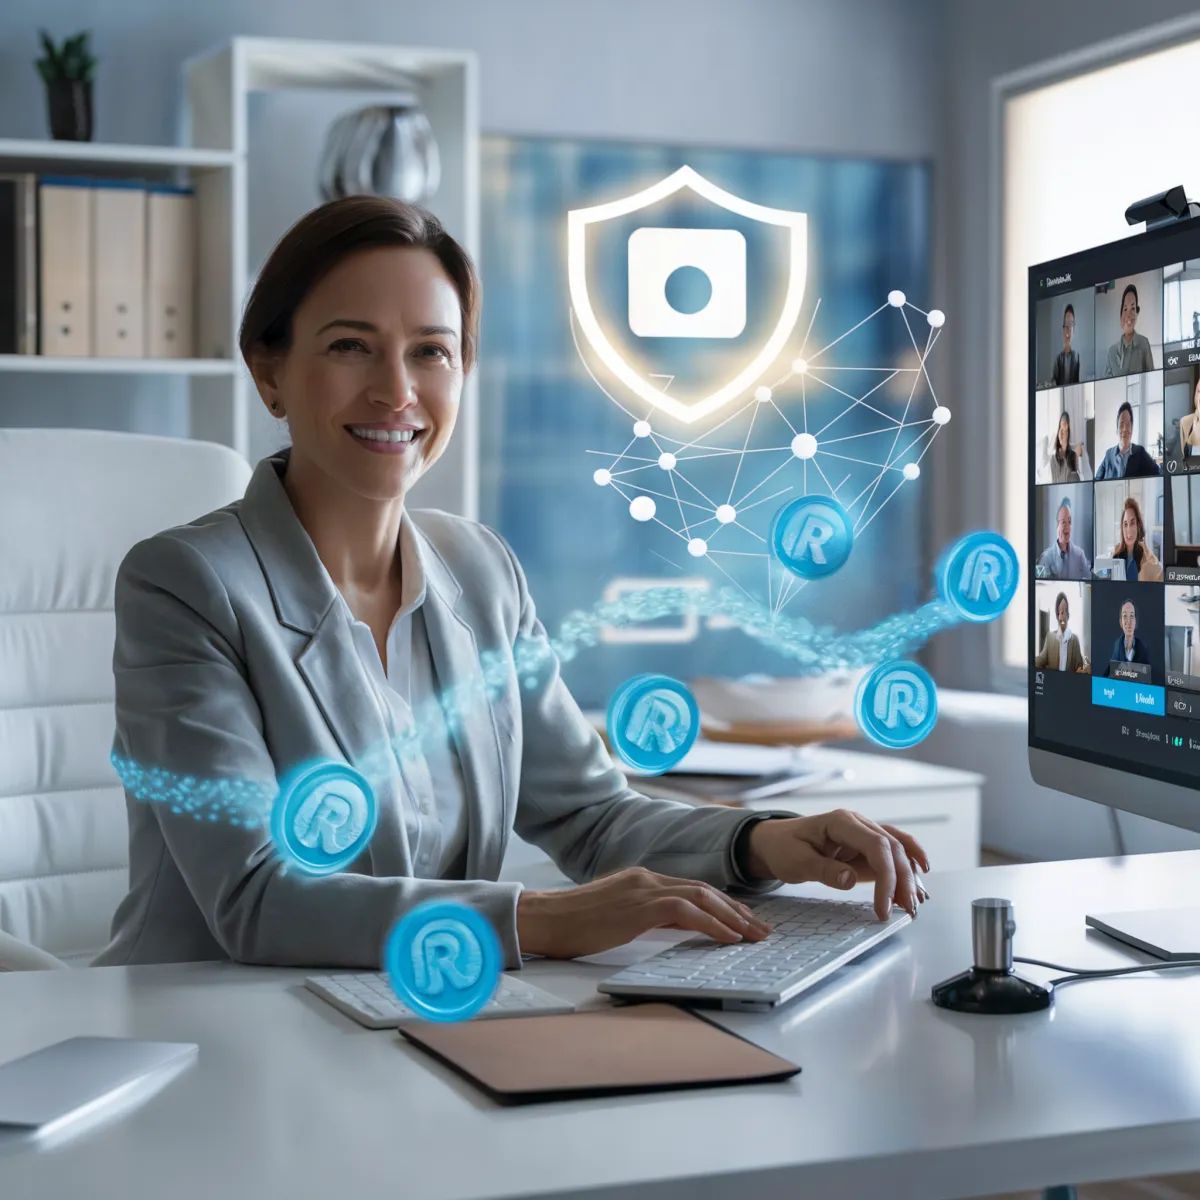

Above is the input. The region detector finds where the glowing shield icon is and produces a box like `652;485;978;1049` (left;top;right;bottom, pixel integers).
568;166;807;425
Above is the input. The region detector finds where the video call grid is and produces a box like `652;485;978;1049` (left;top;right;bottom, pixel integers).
1032;257;1200;730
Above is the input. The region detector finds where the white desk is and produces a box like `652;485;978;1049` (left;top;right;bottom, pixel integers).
504;746;982;875
4;851;1200;1200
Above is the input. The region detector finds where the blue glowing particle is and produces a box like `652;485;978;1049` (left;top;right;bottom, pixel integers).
606;673;699;775
935;530;1018;623
384;901;501;1023
270;761;378;877
855;660;938;749
770;495;854;580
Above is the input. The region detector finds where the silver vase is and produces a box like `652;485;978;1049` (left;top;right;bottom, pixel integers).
318;102;440;206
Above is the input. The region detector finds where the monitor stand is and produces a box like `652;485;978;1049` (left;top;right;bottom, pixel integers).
1085;908;1200;960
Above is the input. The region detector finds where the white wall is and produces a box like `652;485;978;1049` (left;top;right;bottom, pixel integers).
0;0;945;447
928;0;1200;857
7;0;1200;858
928;0;1200;692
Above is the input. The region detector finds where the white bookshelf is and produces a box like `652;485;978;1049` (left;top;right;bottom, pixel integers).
0;138;238;382
0;37;480;518
0;139;236;170
0;354;238;375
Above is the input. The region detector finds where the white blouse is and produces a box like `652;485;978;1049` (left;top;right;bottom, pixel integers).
337;526;469;880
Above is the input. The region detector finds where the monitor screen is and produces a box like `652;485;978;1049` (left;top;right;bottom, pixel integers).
1029;219;1200;794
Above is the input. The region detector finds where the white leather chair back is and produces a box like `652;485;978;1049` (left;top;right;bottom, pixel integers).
0;429;252;964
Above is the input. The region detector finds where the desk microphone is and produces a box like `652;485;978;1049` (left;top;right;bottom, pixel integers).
931;898;1052;1014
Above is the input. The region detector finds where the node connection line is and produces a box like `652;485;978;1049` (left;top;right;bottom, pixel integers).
583;296;947;615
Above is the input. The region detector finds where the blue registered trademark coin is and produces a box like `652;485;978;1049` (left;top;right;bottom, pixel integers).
855;660;938;749
606;673;699;776
385;902;501;1023
935;530;1018;623
770;495;854;580
270;760;378;876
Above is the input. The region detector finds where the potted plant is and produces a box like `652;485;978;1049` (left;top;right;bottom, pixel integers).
35;30;97;142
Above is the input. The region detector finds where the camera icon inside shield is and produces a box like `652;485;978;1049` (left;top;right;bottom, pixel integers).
627;227;746;339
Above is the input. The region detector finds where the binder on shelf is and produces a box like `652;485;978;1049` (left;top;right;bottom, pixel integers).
39;176;93;357
92;180;146;357
145;183;195;359
0;173;38;355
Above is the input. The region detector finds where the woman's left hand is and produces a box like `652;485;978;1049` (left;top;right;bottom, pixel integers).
743;810;930;921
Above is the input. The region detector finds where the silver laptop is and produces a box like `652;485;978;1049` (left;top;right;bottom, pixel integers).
598;893;911;1012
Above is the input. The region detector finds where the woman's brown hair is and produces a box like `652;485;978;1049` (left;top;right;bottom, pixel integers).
1111;496;1147;565
238;195;480;373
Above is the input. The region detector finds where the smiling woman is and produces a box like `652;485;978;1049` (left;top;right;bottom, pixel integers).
238;197;477;507
91;194;929;973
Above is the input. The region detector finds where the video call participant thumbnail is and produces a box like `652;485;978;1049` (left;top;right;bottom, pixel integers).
1105;284;1155;377
1053;304;1081;384
1166;364;1200;463
1110;599;1152;674
1035;486;1092;581
1033;585;1089;674
1046;409;1085;481
1034;286;1094;391
1035;388;1093;484
1107;494;1163;582
1163;584;1200;688
1091;582;1165;689
1095;399;1160;480
1097;272;1163;379
1162;258;1200;354
1162;474;1200;579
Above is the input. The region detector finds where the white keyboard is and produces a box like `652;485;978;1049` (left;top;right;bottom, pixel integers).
598;894;912;1012
305;971;576;1029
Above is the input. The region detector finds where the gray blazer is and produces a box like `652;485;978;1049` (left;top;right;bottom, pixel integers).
93;450;776;970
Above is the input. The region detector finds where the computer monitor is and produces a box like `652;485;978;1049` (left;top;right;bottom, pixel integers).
1028;213;1200;836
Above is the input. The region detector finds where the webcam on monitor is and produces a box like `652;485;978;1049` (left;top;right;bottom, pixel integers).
1124;186;1200;230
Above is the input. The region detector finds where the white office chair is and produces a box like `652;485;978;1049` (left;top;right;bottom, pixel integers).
0;428;252;970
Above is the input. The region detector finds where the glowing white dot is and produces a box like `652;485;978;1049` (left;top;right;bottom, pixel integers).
658;452;677;470
791;432;818;459
927;309;945;328
629;495;656;522
932;406;951;426
791;357;808;375
888;290;906;308
593;468;612;486
903;463;921;481
687;538;708;557
754;386;772;403
716;503;737;524
633;420;652;438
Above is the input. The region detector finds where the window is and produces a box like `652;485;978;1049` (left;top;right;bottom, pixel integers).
1000;34;1200;668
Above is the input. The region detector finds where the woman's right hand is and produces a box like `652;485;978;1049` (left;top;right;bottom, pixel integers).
515;867;772;959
